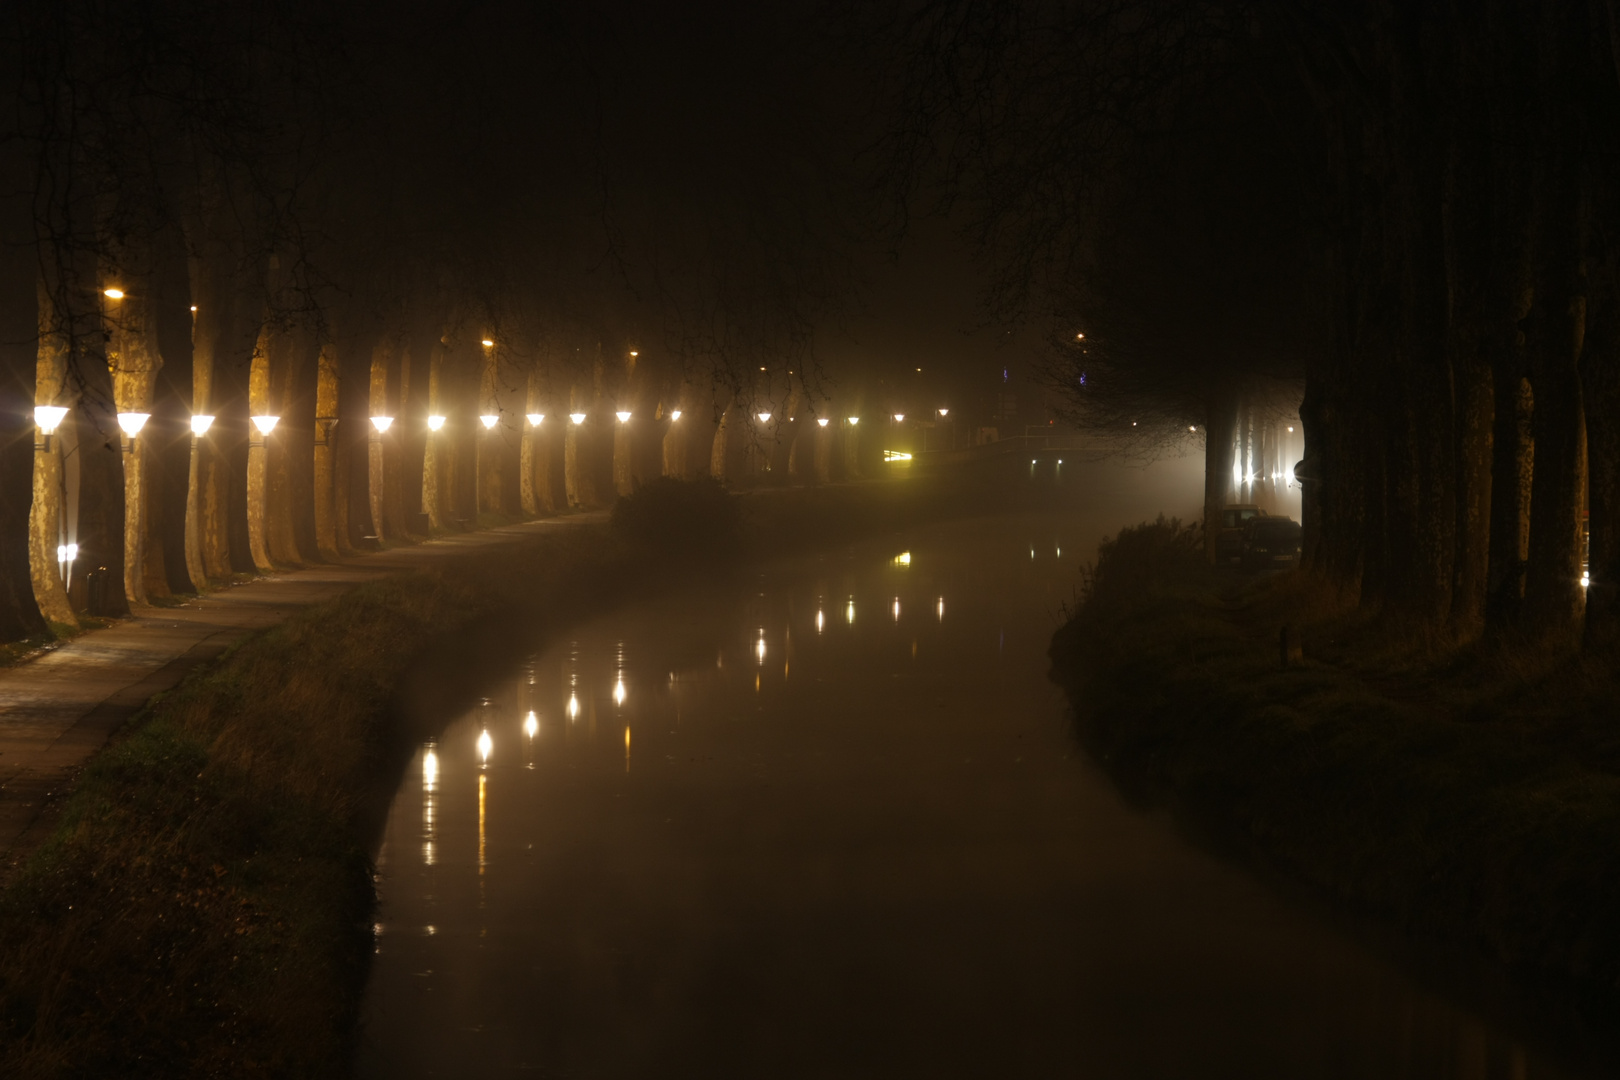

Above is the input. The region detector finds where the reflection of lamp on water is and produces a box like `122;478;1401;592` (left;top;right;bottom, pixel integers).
613;676;626;706
477;729;492;766
624;725;631;773
893;597;901;622
567;692;580;720
846;599;855;624
524;710;539;739
422;746;438;866
937;597;945;621
816;609;824;633
755;632;767;664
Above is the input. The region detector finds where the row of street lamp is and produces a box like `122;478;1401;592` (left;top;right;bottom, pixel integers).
32;406;950;439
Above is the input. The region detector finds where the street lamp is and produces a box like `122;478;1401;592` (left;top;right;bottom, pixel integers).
103;287;125;300
892;413;905;422
427;415;446;431
616;410;631;423
481;338;494;347
527;413;544;427
35;406;68;450
847;417;859;425
117;412;150;437
190;415;215;436
670;410;682;421
757;412;772;423
569;412;587;425
370;416;394;433
816;417;829;427
937;408;949;418
251;415;280;435
480;414;499;430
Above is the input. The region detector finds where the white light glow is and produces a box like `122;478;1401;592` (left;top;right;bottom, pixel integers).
34;406;68;434
892;597;901;622
481;338;495;347
56;543;78;562
817;417;829;427
616;410;631;423
370;415;394;433
893;551;911;566
670;410;682;421
116;412;150;437
190;414;215;436
423;748;438;789
938;408;949;417
846;600;855;624
525;710;539;738
893;413;905;422
251;415;279;435
883;450;913;461
480;414;499;430
1583;572;1591;589
427;415;446;431
816;609;825;633
937;597;944;621
477;729;492;764
757;412;772;423
568;692;580;719
847;417;859;425
527;413;544;427
189;305;197;312
614;677;626;705
755;634;767;664
103;287;124;300
570;412;587;425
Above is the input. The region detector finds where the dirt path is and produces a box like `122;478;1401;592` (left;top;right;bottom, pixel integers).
0;515;607;876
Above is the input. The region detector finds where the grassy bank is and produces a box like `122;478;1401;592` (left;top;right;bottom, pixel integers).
0;475;986;1077
1048;519;1620;1027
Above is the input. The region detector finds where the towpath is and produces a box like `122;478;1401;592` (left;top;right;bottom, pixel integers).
0;514;607;877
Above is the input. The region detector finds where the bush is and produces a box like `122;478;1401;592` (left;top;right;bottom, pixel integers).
610;477;741;559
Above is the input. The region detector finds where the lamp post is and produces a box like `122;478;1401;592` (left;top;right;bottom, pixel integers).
29;405;76;624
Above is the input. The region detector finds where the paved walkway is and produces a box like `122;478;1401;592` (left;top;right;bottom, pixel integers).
0;514;607;875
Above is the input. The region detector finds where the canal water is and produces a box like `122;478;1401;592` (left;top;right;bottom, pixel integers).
357;470;1592;1078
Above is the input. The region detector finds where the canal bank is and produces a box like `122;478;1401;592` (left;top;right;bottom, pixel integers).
0;474;1018;1078
1047;518;1620;1068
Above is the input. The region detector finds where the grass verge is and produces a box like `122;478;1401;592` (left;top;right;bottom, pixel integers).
1048;518;1620;1035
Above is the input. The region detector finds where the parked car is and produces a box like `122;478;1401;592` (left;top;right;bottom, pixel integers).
1215;504;1266;565
1240;516;1303;570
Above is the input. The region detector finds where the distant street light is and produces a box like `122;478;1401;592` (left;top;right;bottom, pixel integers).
757;412;772;423
527;413;544;426
190;415;215;436
427;415;447;431
116;412;150;437
892;413;905;422
816;417;829;427
616;410;631;422
569;412;587;425
251;415;279;435
103;287;124;300
371;416;394;433
847;417;859;425
670;410;682;421
481;338;494;347
480;414;499;430
937;408;949;417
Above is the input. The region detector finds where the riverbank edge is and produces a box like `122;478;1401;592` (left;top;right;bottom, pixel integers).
1046;519;1620;1047
0;476;977;1077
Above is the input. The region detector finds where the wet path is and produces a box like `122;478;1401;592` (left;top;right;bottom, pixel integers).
359;496;1589;1078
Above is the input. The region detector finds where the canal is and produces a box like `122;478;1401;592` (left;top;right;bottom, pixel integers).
357;470;1589;1078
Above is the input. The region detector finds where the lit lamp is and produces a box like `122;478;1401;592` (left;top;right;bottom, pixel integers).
190;415;215;436
816;417;829;427
670;410;682;421
480;414;499;430
103;287;124;300
569;412;587;425
892;413;905;423
616;410;631;422
847;417;859;425
938;408;949;418
117;412;150;438
427;415;447;431
757;412;772;423
35;405;68;450
527;413;544;427
481;338;494;348
251;415;279;436
370;415;394;433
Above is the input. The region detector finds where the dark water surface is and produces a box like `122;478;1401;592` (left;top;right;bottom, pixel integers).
358;477;1590;1079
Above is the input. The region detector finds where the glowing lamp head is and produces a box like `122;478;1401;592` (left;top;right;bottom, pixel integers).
103;287;124;300
34;405;68;434
251;415;279;435
189;305;197;313
427;414;446;431
569;412;587;425
847;417;859;425
817;417;829;427
616;410;631;423
370;415;394;433
892;413;905;422
527;413;544;427
56;542;77;562
757;412;772;423
938;408;949;417
670;410;682;421
116;412;150;437
629;350;639;358
481;338;494;347
190;414;215;436
480;414;499;430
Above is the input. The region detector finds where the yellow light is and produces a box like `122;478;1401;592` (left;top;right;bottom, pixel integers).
568;692;580;719
190;414;214;436
757;412;772;423
938;408;949;417
477;729;492;764
423;748;438;788
34;405;68;434
370;415;393;433
527;413;544;426
116;412;150;437
251;415;279;435
883;450;913;462
893;551;911;566
480;414;499;430
847;417;859;425
570;412;587;425
892;597;901;622
629;351;639;357
1288;425;1295;433
893;413;905;422
103;287;124;300
756;633;766;664
616;410;631;422
524;710;538;739
427;414;446;431
817;417;829;427
1076;332;1084;340
846;600;855;624
56;543;78;562
189;305;197;312
670;410;682;421
481;338;494;347
816;609;824;633
614;676;626;705
1189;426;1197;432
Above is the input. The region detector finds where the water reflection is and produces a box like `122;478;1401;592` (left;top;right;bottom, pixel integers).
365;513;1599;1080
